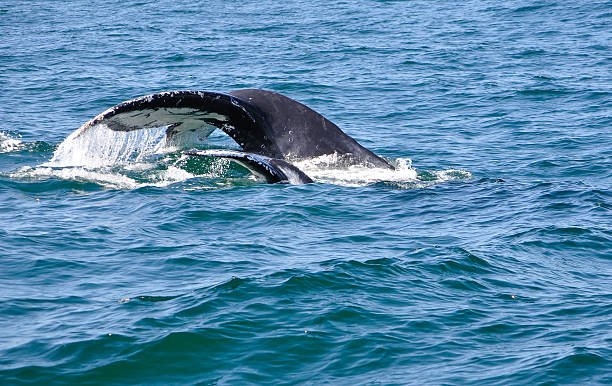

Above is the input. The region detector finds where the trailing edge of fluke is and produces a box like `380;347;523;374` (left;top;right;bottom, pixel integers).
72;89;393;184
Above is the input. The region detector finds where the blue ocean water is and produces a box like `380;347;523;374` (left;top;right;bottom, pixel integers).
1;0;611;384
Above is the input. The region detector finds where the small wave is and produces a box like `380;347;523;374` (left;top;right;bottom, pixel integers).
516;88;572;97
512;4;551;13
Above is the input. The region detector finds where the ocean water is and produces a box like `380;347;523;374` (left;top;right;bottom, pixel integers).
1;0;611;384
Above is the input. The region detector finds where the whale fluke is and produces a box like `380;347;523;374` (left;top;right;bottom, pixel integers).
73;89;392;170
184;149;314;184
227;89;392;169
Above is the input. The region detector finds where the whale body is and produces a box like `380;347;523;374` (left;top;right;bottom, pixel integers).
72;89;393;184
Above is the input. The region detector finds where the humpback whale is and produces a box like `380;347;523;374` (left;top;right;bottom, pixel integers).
73;89;393;184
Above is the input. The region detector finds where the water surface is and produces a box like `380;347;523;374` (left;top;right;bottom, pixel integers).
1;0;611;384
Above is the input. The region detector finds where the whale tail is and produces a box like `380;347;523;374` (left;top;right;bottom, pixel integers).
74;90;391;164
68;89;393;184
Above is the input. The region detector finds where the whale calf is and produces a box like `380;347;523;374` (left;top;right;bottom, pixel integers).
72;89;393;184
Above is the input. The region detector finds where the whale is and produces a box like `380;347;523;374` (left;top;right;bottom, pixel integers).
72;89;393;184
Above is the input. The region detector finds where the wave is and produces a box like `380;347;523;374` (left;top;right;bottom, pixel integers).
3;252;609;384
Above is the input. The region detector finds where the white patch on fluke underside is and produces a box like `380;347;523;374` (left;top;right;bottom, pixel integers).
104;108;228;132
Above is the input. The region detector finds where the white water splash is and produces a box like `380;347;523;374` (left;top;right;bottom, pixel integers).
44;123;170;168
9;124;470;189
0;131;23;153
5;124;212;189
434;169;473;182
293;154;418;187
12;165;143;189
293;153;470;187
11;161;205;190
